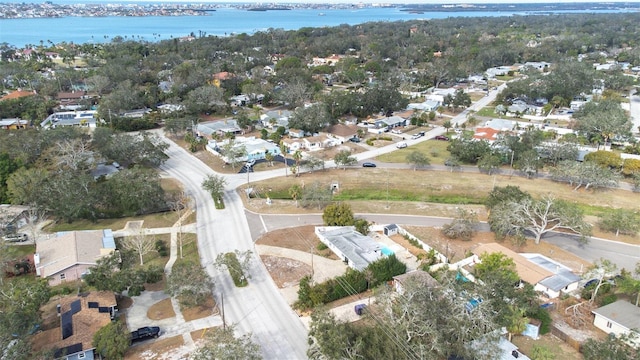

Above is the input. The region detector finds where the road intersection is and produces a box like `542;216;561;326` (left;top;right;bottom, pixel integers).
158;81;639;357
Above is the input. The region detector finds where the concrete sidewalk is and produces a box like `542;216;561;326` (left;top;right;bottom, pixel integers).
122;212;221;352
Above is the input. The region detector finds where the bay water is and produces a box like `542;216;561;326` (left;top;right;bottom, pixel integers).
0;7;632;48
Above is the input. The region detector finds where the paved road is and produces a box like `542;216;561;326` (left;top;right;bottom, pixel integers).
160;139;308;359
249;213;640;272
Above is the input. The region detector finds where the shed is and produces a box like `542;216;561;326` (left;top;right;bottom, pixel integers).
383;224;399;236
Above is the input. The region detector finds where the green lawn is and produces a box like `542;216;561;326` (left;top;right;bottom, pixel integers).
375;140;451;165
476;106;501;118
48;211;180;232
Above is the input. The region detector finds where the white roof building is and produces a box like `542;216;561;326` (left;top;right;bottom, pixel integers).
315;226;383;271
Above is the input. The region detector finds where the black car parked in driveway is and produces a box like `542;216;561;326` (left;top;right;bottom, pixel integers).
362;162;377;167
130;326;160;342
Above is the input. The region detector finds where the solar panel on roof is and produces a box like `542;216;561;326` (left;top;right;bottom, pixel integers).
88;301;99;309
70;300;81;314
61;311;73;339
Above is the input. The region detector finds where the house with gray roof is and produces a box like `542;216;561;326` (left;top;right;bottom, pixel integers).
592;300;640;343
521;253;581;298
197;119;243;138
374;115;406;130
315;226;383;271
35;229;116;286
260;110;292;129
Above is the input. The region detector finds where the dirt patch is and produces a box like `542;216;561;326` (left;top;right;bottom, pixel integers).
147;298;175;320
144;278;166;292
118;295;133;310
261;255;312;288
125;335;186;360
256;224;338;259
512;334;583;360
190;328;211;342
182;295;217;322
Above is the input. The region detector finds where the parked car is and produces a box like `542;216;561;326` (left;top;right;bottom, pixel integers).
130;326;160;342
354;304;367;315
362;162;377;168
349;136;361;143
434;135;449;141
396;142;407;149
3;233;28;242
411;132;424;140
391;129;402;134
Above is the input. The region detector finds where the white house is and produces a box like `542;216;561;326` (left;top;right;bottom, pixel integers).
315;226;383;271
521;253;581;299
592;300;640;345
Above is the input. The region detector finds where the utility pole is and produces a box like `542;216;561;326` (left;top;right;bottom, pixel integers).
221;292;226;330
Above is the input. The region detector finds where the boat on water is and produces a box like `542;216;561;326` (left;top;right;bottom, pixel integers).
318;12;325;16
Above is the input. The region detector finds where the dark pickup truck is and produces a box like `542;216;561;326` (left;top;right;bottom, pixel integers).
130;326;160;342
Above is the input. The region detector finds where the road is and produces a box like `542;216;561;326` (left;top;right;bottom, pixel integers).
248;213;640;272
160;140;308;359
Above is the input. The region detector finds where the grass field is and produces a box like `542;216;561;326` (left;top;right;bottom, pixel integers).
375;139;451;165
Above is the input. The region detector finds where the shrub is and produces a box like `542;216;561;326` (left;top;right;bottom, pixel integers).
526;307;551;335
294;255;406;310
155;240;168;257
316;242;328;251
599;293;617;306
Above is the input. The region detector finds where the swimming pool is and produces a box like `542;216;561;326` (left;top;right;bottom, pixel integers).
381;246;394;256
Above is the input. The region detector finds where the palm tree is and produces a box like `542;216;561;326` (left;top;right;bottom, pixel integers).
288;184;302;207
279;142;288;177
292;150;303;177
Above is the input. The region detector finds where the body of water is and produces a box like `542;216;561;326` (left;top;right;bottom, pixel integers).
0;7;633;48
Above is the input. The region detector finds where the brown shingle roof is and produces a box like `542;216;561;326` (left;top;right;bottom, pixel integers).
327;124;358;138
31;292;116;356
472;243;553;285
36;230;114;278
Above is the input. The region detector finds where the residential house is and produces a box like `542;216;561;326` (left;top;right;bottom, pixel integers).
0;118;29;129
0;89;36;102
521;253;581;298
393;270;439;295
196;119;243;139
326;123;358;143
374;115;406;130
473;127;501;142
523;61;551;71
407;99;441;112
242;137;281;161
122;108;151;118
288;128;305;138
31;291;118;360
211;71;235;87
302;134;334;151
592;300;640;344
472;243;553;289
570;95;592;111
57;91;88;110
35;230;116;286
280;137;303;153
260;110;291;129
41;111;97;129
315;226;383;271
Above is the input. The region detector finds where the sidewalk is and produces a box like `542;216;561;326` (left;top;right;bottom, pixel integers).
122;211;222;353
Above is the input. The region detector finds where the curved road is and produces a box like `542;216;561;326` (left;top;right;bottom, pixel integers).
157;81;638;358
160;140;308;359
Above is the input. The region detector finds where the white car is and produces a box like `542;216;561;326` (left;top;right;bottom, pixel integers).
396;142;407;149
391;129;402;134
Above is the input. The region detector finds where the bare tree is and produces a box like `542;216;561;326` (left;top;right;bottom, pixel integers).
53;138;95;171
489;195;591;244
120;229;156;265
583;259;619;303
24;205;48;245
